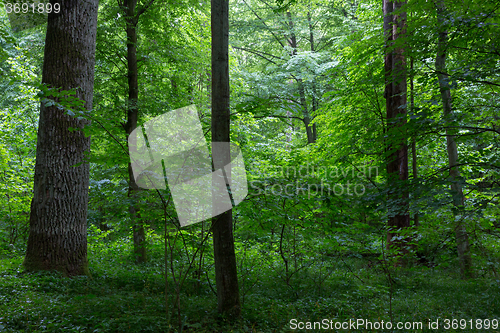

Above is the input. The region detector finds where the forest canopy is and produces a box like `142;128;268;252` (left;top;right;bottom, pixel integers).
0;0;499;331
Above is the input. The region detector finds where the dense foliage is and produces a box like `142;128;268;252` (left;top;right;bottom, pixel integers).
1;0;499;331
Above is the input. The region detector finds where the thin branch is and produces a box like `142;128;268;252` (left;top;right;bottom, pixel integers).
242;0;286;48
232;46;280;65
136;0;155;18
450;45;500;57
253;114;303;121
423;62;500;87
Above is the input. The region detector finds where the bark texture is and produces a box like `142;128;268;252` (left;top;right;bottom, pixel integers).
24;0;99;276
122;0;148;264
434;0;473;278
212;0;241;318
384;0;410;254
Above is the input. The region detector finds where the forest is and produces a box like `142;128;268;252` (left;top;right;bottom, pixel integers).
0;0;499;331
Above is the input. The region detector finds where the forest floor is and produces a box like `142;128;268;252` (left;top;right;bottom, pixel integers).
0;237;499;333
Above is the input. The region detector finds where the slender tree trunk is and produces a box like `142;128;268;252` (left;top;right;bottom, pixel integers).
411;140;419;226
23;0;99;276
410;57;419;227
303;115;316;144
384;0;393;121
287;11;316;144
384;0;410;256
307;11;318;143
123;0;147;264
211;0;241;318
434;0;473;278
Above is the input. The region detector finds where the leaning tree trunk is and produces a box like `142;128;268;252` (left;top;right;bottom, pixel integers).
287;11;316;144
23;0;99;276
211;0;241;318
434;0;473;278
384;0;410;257
307;11;318;142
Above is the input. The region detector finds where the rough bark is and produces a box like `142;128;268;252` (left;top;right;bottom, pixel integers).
434;0;473;278
384;0;410;255
211;0;241;318
23;0;99;276
123;0;147;264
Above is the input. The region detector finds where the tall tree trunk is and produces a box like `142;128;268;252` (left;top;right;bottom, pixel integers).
410;57;419;227
384;0;410;255
434;0;473;278
303;115;316;144
123;0;147;264
287;11;316;144
211;0;241;318
307;11;318;143
23;0;99;276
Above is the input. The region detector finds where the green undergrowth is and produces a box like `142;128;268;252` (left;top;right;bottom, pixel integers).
1;238;499;333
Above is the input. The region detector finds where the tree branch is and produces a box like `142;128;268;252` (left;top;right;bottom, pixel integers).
136;0;155;18
242;0;286;48
232;46;280;65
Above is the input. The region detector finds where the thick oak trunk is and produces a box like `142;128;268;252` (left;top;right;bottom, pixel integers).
24;0;99;276
211;0;241;318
